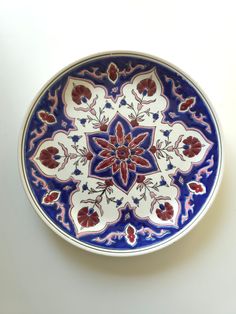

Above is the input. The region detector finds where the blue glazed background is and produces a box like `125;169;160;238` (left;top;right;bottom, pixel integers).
23;55;220;251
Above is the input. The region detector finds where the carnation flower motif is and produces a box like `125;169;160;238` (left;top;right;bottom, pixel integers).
137;78;157;96
71;84;98;117
77;207;100;228
182;136;202;158
156;202;174;221
72;85;92;105
39;147;60;169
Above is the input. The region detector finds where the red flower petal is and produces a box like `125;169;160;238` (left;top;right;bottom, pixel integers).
72;85;92;105
43;195;51;203
136;175;145;183
39;147;59;169
183;136;193;145
47;147;59;155
96;157;115;171
77;207;99;227
50;192;59;201
192;137;199;145
183;136;202;158
129;133;148;148
87;213;100;227
100;124;108;131
78;207;87;216
39;111;47;120
179;98;195;111
112;163;120;174
156;202;174;221
130;119;139;127
125;133;132;143
105;179;114;186
99;150;112;158
131;155;150;168
39;149;51;160
127;225;135;235
46;114;56;123
107;63;119;82
129;235;135;242
83;87;92;100
128;162;136;171
109;135;117;145
120;161;128;184
42;191;60;204
116;122;125;145
86;152;93;160
41;159;59;169
38;111;56;124
147;79;157;96
189;182;204;193
150;146;157;154
94;138;115;151
192;147;201;155
137;81;144;94
137;79;156;96
133;147;144;155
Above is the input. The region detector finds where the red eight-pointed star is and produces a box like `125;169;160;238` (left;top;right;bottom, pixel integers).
94;122;151;185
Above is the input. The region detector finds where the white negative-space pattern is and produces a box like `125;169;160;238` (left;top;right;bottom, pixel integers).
32;69;212;237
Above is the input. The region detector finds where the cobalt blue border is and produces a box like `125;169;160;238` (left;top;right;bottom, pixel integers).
22;54;221;251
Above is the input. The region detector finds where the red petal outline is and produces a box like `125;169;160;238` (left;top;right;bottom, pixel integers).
95;157;115;171
116;122;124;145
109;135;117;145
120;161;128;184
94;138;115;151
47;147;59;155
128;162;136;171
99;150;112;158
133;147;144;155
112;163;120;174
77;207;99;227
125;133;132;143
129;133;148;148
131;155;151;168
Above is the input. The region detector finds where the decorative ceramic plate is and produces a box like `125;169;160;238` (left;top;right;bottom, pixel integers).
20;51;223;256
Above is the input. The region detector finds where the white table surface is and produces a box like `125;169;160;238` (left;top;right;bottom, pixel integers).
0;1;235;313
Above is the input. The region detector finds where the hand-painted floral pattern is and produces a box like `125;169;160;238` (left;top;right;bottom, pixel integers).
32;68;213;238
87;113;158;192
23;55;221;254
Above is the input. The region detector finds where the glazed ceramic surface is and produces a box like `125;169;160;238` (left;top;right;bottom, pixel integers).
20;52;222;256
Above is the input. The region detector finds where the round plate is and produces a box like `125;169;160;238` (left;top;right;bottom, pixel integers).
20;51;223;256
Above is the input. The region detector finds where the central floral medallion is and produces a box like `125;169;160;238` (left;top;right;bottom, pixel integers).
31;67;213;240
87;114;159;193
